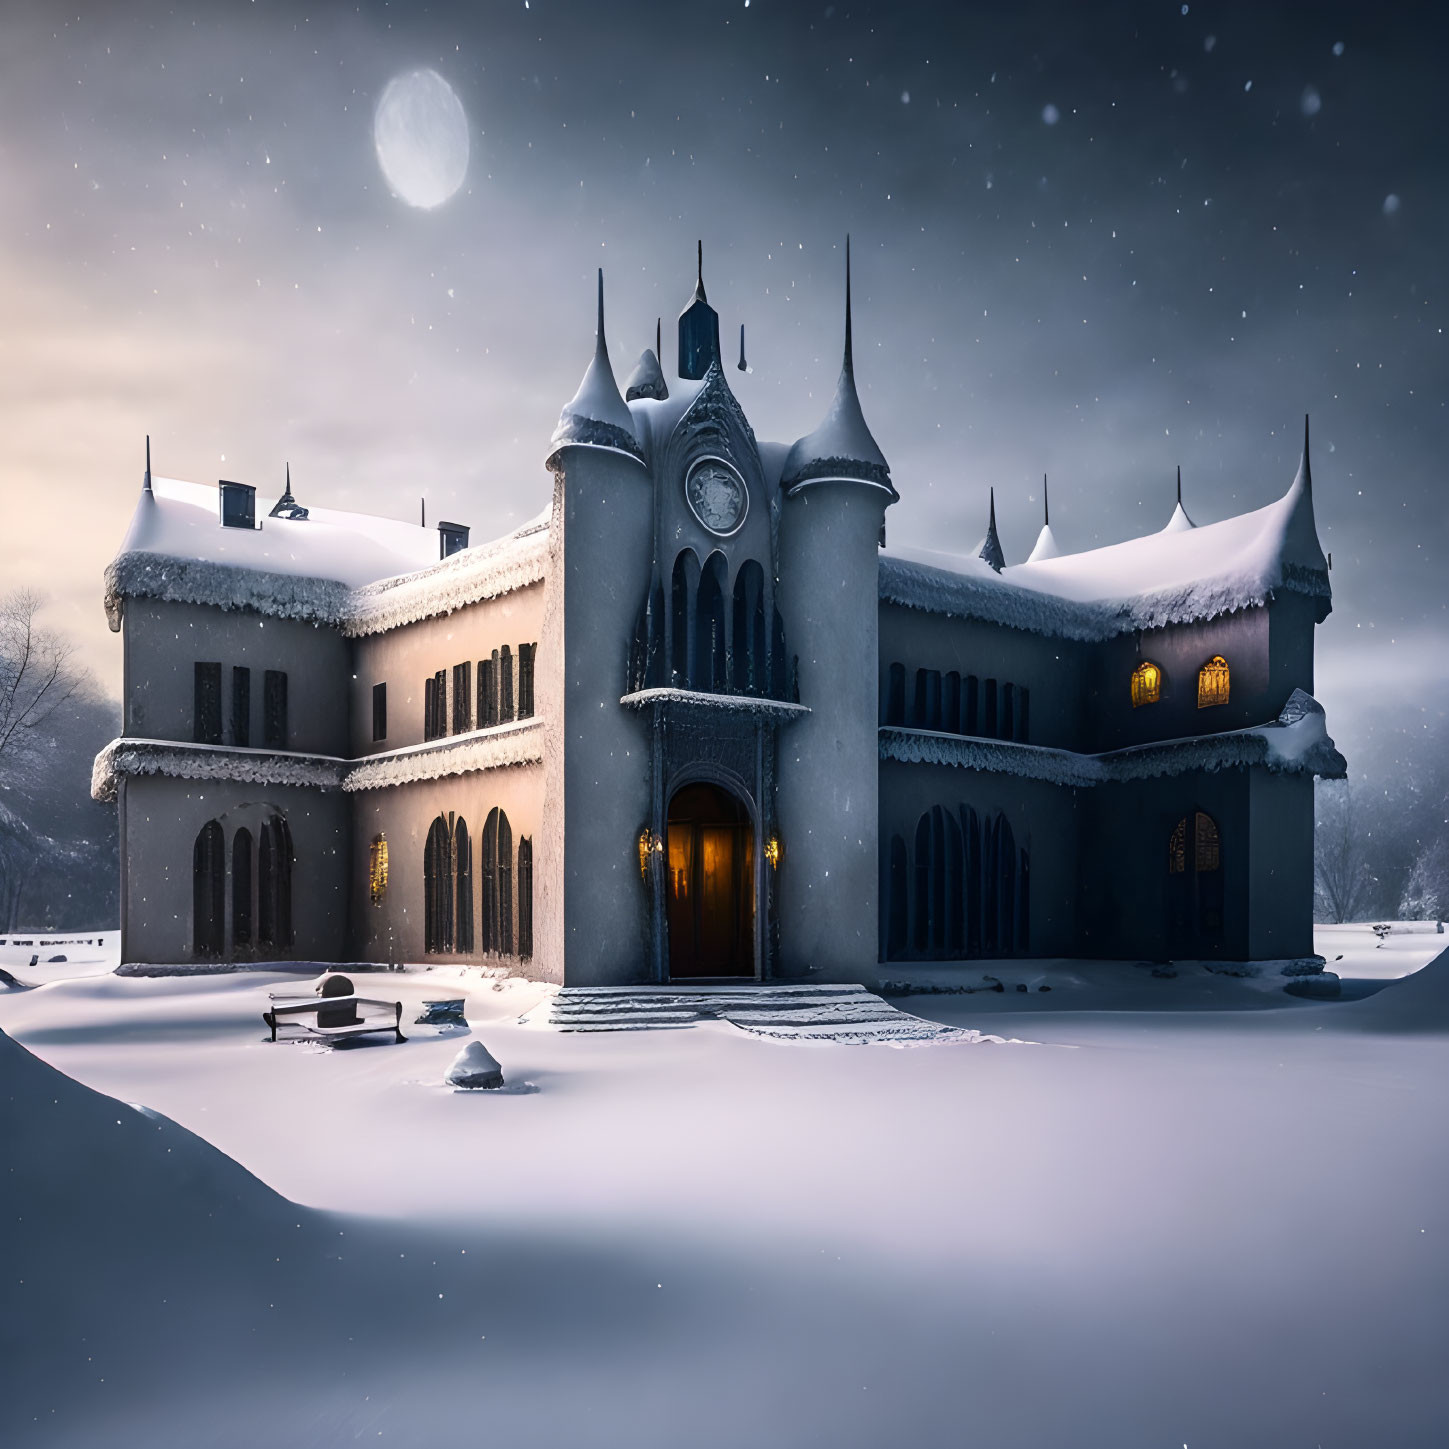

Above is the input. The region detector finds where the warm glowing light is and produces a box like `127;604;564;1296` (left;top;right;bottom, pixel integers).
369;834;389;905
765;834;782;869
1131;660;1162;707
638;828;653;880
1197;655;1230;708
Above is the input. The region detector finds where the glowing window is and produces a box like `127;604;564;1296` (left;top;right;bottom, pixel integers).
1131;661;1162;708
1197;655;1230;708
1168;817;1187;874
369;834;389;906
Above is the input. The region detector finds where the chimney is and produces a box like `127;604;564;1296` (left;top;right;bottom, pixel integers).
438;521;469;559
219;480;257;530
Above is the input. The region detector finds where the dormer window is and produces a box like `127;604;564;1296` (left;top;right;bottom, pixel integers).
219;480;256;530
438;521;470;559
1197;655;1230;708
1131;660;1162;708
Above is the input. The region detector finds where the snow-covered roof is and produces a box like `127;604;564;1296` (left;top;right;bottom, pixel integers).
104;478;551;637
1026;523;1062;563
879;690;1346;787
882;453;1330;641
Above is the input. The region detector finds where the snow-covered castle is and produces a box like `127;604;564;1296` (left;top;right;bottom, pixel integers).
94;246;1345;979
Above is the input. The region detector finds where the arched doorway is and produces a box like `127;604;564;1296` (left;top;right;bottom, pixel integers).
1168;810;1224;956
666;782;755;979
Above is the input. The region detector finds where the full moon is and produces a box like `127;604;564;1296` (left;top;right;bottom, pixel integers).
373;69;470;209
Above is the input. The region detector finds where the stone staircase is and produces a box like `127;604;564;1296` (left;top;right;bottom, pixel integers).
547;981;997;1046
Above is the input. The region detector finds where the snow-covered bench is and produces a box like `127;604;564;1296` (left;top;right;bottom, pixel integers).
263;992;406;1044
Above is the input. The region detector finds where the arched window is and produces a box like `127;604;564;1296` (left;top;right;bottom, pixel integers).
1168;811;1224;945
481;808;515;955
517;837;534;960
192;820;225;958
1195;811;1221;873
670;550;699;687
1169;816;1188;873
499;646;515;723
369;835;389;906
696;553;728;693
424;815;453;954
257;815;293;950
455;818;474;953
912;813;932;954
232;827;253;948
731;560;766;695
1131;660;1162;707
1197;655;1230;708
943;672;961;735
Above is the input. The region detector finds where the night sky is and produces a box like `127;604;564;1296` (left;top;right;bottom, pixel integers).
3;0;1444;768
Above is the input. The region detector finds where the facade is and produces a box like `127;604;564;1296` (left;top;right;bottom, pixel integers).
94;249;1346;979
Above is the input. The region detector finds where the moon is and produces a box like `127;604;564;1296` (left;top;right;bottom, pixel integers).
373;69;470;209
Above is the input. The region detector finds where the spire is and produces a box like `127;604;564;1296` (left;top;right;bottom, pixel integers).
656;316;661;363
779;237;894;498
738;323;747;372
1162;464;1196;532
270;461;308;520
1027;474;1060;561
1301;413;1312;493
142;435;152;495
975;488;1005;571
550;267;641;458
677;242;721;379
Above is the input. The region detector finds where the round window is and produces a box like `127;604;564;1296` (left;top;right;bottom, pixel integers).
684;456;749;537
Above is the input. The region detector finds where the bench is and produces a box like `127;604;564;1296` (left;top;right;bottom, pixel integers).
264;992;406;1044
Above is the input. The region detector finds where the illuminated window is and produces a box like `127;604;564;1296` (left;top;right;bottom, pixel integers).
1197;655;1230;708
369;834;389;906
1131;660;1162;708
1168;817;1187;874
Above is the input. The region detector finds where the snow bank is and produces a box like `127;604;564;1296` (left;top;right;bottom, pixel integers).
1331;946;1449;1033
880;688;1346;785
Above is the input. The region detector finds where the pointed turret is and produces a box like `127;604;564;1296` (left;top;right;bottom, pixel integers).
678;240;722;380
780;237;894;497
624;338;669;402
974;488;1005;571
1279;412;1328;575
737;323;748;372
1162;464;1197;532
142;435;153;495
269;462;309;520
1027;472;1061;561
550;268;641;458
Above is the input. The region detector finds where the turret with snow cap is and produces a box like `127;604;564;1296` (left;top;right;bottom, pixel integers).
780;238;896;500
549;269;642;461
775;237;894;980
624;319;669;402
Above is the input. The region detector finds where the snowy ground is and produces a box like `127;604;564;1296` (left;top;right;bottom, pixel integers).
3;924;1448;1447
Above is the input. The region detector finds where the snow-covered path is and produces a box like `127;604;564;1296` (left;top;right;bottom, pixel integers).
3;927;1448;1447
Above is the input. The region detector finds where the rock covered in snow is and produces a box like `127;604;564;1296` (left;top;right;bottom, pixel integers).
624;347;669;402
446;1039;504;1089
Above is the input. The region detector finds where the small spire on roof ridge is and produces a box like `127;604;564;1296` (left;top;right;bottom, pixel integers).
283;462;293;500
143;434;152;494
1176;464;1182;506
976;486;1005;572
843;234;854;375
1043;472;1049;526
738;322;747;372
656;316;661;361
1301;412;1312;492
695;239;706;302
595;267;606;347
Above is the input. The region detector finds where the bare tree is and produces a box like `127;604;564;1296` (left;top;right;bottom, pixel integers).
1315;780;1373;924
0;588;83;777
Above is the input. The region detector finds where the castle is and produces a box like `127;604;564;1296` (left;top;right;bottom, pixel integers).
94;245;1345;980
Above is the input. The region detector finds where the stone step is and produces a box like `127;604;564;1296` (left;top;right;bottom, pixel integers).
548;982;994;1046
